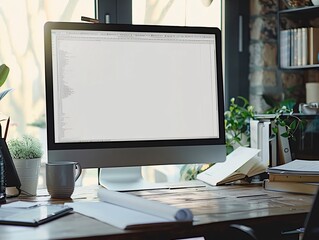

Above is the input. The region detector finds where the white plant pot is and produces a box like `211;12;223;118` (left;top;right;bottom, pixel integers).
13;158;41;196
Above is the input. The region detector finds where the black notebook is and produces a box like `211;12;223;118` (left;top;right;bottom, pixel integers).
0;204;73;226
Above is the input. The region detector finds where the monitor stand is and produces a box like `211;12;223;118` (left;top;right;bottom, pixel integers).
99;166;205;191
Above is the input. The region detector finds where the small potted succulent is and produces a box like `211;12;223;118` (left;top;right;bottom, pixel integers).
8;135;43;196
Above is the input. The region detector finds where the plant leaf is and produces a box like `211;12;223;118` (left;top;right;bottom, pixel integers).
290;120;297;129
281;132;289;138
279;98;296;110
0;88;12;101
0;64;10;88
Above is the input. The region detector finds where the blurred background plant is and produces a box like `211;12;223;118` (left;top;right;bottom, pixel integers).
0;64;12;101
263;95;302;140
224;96;255;154
180;95;303;181
27;114;46;129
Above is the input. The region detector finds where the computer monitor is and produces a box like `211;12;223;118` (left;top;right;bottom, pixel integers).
44;22;226;190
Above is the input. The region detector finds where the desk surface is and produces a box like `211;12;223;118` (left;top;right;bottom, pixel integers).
1;182;315;240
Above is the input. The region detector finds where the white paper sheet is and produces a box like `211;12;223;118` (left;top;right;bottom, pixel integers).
66;188;193;230
67;201;170;229
97;188;193;221
268;160;319;174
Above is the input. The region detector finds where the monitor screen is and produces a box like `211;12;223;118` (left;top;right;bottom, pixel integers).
44;22;226;169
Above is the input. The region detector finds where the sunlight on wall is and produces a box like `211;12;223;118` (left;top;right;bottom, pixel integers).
0;0;95;188
132;0;221;28
0;0;94;140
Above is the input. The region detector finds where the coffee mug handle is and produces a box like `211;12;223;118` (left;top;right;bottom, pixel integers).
74;163;82;181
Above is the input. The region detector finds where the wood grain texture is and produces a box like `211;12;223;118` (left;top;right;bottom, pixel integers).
1;182;314;240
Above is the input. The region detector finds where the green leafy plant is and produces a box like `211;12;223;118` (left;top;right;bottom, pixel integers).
224;96;255;154
264;98;302;140
225;96;302;152
180;96;302;180
8;135;43;159
28;114;46;129
0;64;12;101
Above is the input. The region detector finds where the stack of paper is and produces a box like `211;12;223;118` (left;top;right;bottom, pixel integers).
264;160;319;195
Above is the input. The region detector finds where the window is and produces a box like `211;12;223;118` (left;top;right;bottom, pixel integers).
132;0;221;28
0;0;95;187
0;1;95;138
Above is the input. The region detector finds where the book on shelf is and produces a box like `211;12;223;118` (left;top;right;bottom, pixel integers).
280;29;291;67
290;29;295;66
293;28;298;66
308;27;319;65
197;146;266;186
297;28;302;66
280;27;319;67
302;27;308;66
263;180;319;195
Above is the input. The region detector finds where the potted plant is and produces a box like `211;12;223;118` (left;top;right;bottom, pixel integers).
225;96;302;152
180;96;302;180
224;96;255;154
7;135;43;196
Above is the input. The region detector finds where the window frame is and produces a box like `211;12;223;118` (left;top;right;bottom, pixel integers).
95;0;250;107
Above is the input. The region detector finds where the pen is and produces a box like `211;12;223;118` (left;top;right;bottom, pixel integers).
282;227;304;235
81;16;99;24
4;117;10;141
236;193;268;198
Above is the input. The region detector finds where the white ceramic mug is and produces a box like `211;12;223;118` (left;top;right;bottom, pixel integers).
46;161;82;199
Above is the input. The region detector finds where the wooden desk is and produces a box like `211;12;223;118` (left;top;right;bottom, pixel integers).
1;183;314;240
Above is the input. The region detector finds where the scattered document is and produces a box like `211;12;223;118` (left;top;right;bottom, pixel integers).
197;147;265;186
67;188;193;230
268;160;319;175
265;160;319;195
1;201;40;209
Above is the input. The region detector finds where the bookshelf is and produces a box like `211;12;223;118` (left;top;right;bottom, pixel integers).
277;3;319;69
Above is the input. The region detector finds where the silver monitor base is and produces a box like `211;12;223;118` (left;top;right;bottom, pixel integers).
99;166;205;191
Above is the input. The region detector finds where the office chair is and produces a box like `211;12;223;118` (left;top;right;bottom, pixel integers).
225;187;319;240
225;224;258;240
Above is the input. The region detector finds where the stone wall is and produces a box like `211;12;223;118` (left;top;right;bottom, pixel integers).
249;0;311;113
249;0;279;113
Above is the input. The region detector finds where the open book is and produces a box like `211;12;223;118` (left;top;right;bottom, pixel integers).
66;188;193;230
197;147;266;186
